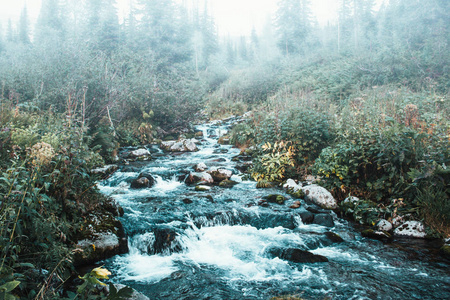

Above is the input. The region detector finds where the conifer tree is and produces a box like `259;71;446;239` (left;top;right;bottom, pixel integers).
19;4;30;44
275;0;312;55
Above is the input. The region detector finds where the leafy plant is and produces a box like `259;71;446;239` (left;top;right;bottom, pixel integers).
251;141;296;183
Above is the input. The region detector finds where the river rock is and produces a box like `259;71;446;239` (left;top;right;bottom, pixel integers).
91;164;118;176
109;284;150;300
299;211;315;224
324;232;344;243
74;209;128;268
267;247;328;263
129;148;151;160
219;180;239;188
376;219;393;232
130;172;155;189
207;168;232;182
303;185;338;209
151;227;181;254
289;201;301;209
393;221;426;238
195;185;211;191
313;213;335;227
250;213;296;229
195;162;208;172
361;229;392;241
262;194;286;205
283;179;302;192
160;139;199;152
185;172;214;185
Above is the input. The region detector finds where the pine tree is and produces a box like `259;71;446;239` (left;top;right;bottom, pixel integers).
6;19;15;42
99;0;120;54
275;0;312;55
338;0;353;53
137;0;192;66
239;36;248;61
200;1;219;67
226;36;236;65
19;4;31;44
35;0;65;43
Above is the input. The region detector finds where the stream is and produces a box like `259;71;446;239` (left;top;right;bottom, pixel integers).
98;118;450;300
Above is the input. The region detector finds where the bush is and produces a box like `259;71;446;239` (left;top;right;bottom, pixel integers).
255;107;335;165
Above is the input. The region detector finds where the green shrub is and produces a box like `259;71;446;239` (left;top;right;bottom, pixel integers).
250;142;296;183
255;107;335;165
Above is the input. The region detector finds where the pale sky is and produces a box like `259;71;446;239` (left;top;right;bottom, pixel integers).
0;0;358;37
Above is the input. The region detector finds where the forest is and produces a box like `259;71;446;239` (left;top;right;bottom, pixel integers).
0;0;449;299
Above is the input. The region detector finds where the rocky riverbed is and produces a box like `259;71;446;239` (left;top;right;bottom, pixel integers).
97;118;450;300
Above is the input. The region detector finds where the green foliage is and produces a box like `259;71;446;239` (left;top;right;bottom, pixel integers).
0;108;120;298
251;142;296;183
254;106;335;165
230;122;255;148
340;198;383;225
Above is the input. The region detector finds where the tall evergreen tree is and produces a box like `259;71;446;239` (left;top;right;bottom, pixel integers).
137;0;193;66
35;0;65;43
275;0;312;55
99;0;120;54
239;36;248;61
19;4;30;44
338;0;353;53
6;19;15;42
199;1;219;67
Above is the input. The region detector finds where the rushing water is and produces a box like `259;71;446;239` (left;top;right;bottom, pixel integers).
98;119;450;300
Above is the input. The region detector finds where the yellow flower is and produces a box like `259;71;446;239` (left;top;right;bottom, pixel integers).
91;267;111;280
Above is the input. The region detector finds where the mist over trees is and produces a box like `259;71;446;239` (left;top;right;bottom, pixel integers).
0;1;449;298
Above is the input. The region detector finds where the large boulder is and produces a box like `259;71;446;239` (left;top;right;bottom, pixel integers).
195;162;208;172
73;202;128;266
185;172;214;185
150;227;182;255
267;247;328;263
393;221;426;238
303;185;338;209
160;139;199;152
376;219;393;232
313;213;335;227
129;148;152;160
283;179;302;192
130;172;156;189
207;168;232;182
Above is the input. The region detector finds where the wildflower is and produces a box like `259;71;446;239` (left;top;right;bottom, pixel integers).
91;267;111;280
30;142;55;167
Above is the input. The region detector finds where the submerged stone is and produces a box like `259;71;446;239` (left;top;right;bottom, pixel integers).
130;172;155;189
263;194;286;205
219;180;238;188
313;213;335;227
267;247;328;263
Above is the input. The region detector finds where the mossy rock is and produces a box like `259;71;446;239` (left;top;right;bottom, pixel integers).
219;180;238;188
325;232;344;243
263;194;286;205
440;245;450;258
289;189;305;199
195;185;211;191
361;229;392;241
